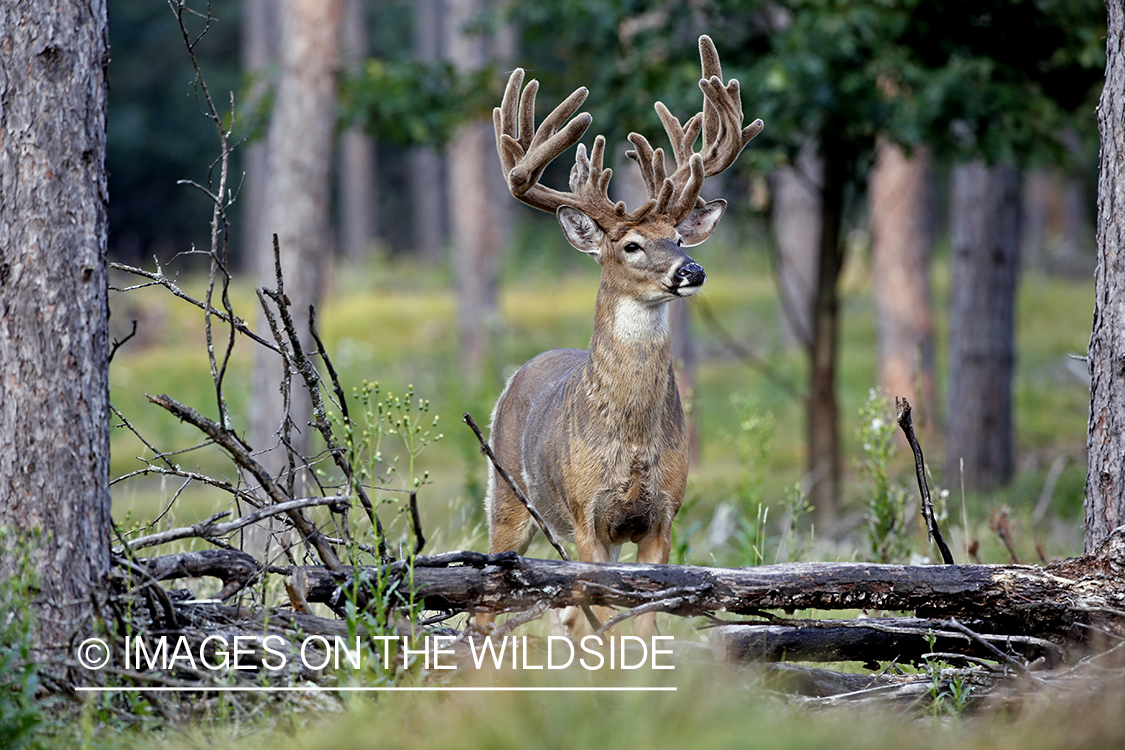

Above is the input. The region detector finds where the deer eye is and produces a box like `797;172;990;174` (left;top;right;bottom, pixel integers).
623;242;642;253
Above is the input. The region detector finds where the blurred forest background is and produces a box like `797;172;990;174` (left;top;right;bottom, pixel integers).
107;0;1107;565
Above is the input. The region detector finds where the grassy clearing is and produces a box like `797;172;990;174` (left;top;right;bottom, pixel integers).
108;232;1093;566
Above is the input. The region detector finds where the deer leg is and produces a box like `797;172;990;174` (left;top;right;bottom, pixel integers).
476;484;537;632
632;528;673;639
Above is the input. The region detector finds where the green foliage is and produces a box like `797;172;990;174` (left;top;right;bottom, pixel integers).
726;396;776;565
504;0;1104;177
0;530;44;750
340;60;500;147
855;389;912;563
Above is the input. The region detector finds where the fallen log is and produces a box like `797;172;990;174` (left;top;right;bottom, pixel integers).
288;528;1125;652
136;528;1125;665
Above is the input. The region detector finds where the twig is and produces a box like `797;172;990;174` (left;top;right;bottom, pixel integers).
409;491;425;556
943;617;1041;683
260;236;386;555
115;495;350;553
594;594;699;636
146;392;343;572
110;261;279;352
895;397;955;564
109;320;138;363
462;412;570;562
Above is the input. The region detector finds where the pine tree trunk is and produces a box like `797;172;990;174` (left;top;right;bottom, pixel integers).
411;0;448;263
946;161;1022;490
771;141;821;348
0;0;112;675
1086;0;1125;554
445;0;509;383
240;0;278;271
249;0;342;500
870;140;936;424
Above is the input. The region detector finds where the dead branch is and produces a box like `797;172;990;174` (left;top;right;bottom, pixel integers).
285;527;1125;658
463;412;570;561
896;397;954;564
146;392;344;571
115;494;350;553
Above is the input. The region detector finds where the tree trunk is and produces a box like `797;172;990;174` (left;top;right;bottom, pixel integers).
338;0;376;266
240;0;278;271
869;140;936;425
411;0;447;263
771;141;821;348
1086;0;1125;554
805;136;848;525
0;0;112;677
445;0;509;383
946;161;1021;490
249;0;343;516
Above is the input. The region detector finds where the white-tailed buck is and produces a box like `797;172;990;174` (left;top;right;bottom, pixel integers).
484;36;762;636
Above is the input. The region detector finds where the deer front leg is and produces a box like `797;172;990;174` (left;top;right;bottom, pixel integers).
632;527;674;639
557;522;614;637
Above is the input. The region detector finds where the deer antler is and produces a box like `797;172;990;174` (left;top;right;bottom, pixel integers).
627;35;764;224
494;35;762;229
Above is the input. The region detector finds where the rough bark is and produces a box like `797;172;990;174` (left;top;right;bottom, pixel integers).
870;140;936;422
946;161;1021;490
249;0;343;500
1086;0;1125;554
0;0;112;673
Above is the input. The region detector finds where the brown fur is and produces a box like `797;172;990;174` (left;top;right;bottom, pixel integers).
483;216;718;638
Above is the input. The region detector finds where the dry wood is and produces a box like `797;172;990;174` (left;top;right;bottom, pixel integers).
281;527;1125;658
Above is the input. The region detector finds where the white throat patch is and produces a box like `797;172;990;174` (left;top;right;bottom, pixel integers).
613;298;670;343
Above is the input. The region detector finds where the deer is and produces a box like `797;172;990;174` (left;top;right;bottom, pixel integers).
482;35;762;638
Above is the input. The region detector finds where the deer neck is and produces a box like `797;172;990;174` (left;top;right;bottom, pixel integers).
584;287;676;438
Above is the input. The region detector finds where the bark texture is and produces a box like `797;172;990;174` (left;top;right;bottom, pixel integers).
870;140;935;420
0;0;112;663
946;160;1021;489
1086;0;1125;554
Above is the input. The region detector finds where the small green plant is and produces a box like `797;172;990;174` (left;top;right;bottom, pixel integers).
0;529;43;750
778;482;814;563
922;631;973;720
856;389;912;563
727;396;776;566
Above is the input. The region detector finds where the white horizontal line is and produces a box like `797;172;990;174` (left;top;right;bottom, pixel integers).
75;686;676;693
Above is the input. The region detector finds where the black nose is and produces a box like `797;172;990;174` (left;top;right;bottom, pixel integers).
677;262;706;286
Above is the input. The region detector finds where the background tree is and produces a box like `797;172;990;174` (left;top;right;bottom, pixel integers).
445;0;511;383
1085;0;1125;554
249;0;343;498
0;0;112;678
869;140;935;426
945;161;1022;488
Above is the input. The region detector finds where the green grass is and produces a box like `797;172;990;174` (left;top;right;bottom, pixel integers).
108;234;1093;566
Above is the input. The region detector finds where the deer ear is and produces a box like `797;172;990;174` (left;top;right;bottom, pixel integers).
676;199;726;247
557;206;605;258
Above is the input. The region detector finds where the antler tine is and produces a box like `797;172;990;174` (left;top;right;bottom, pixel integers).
493;67;637;222
638;35;763;223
